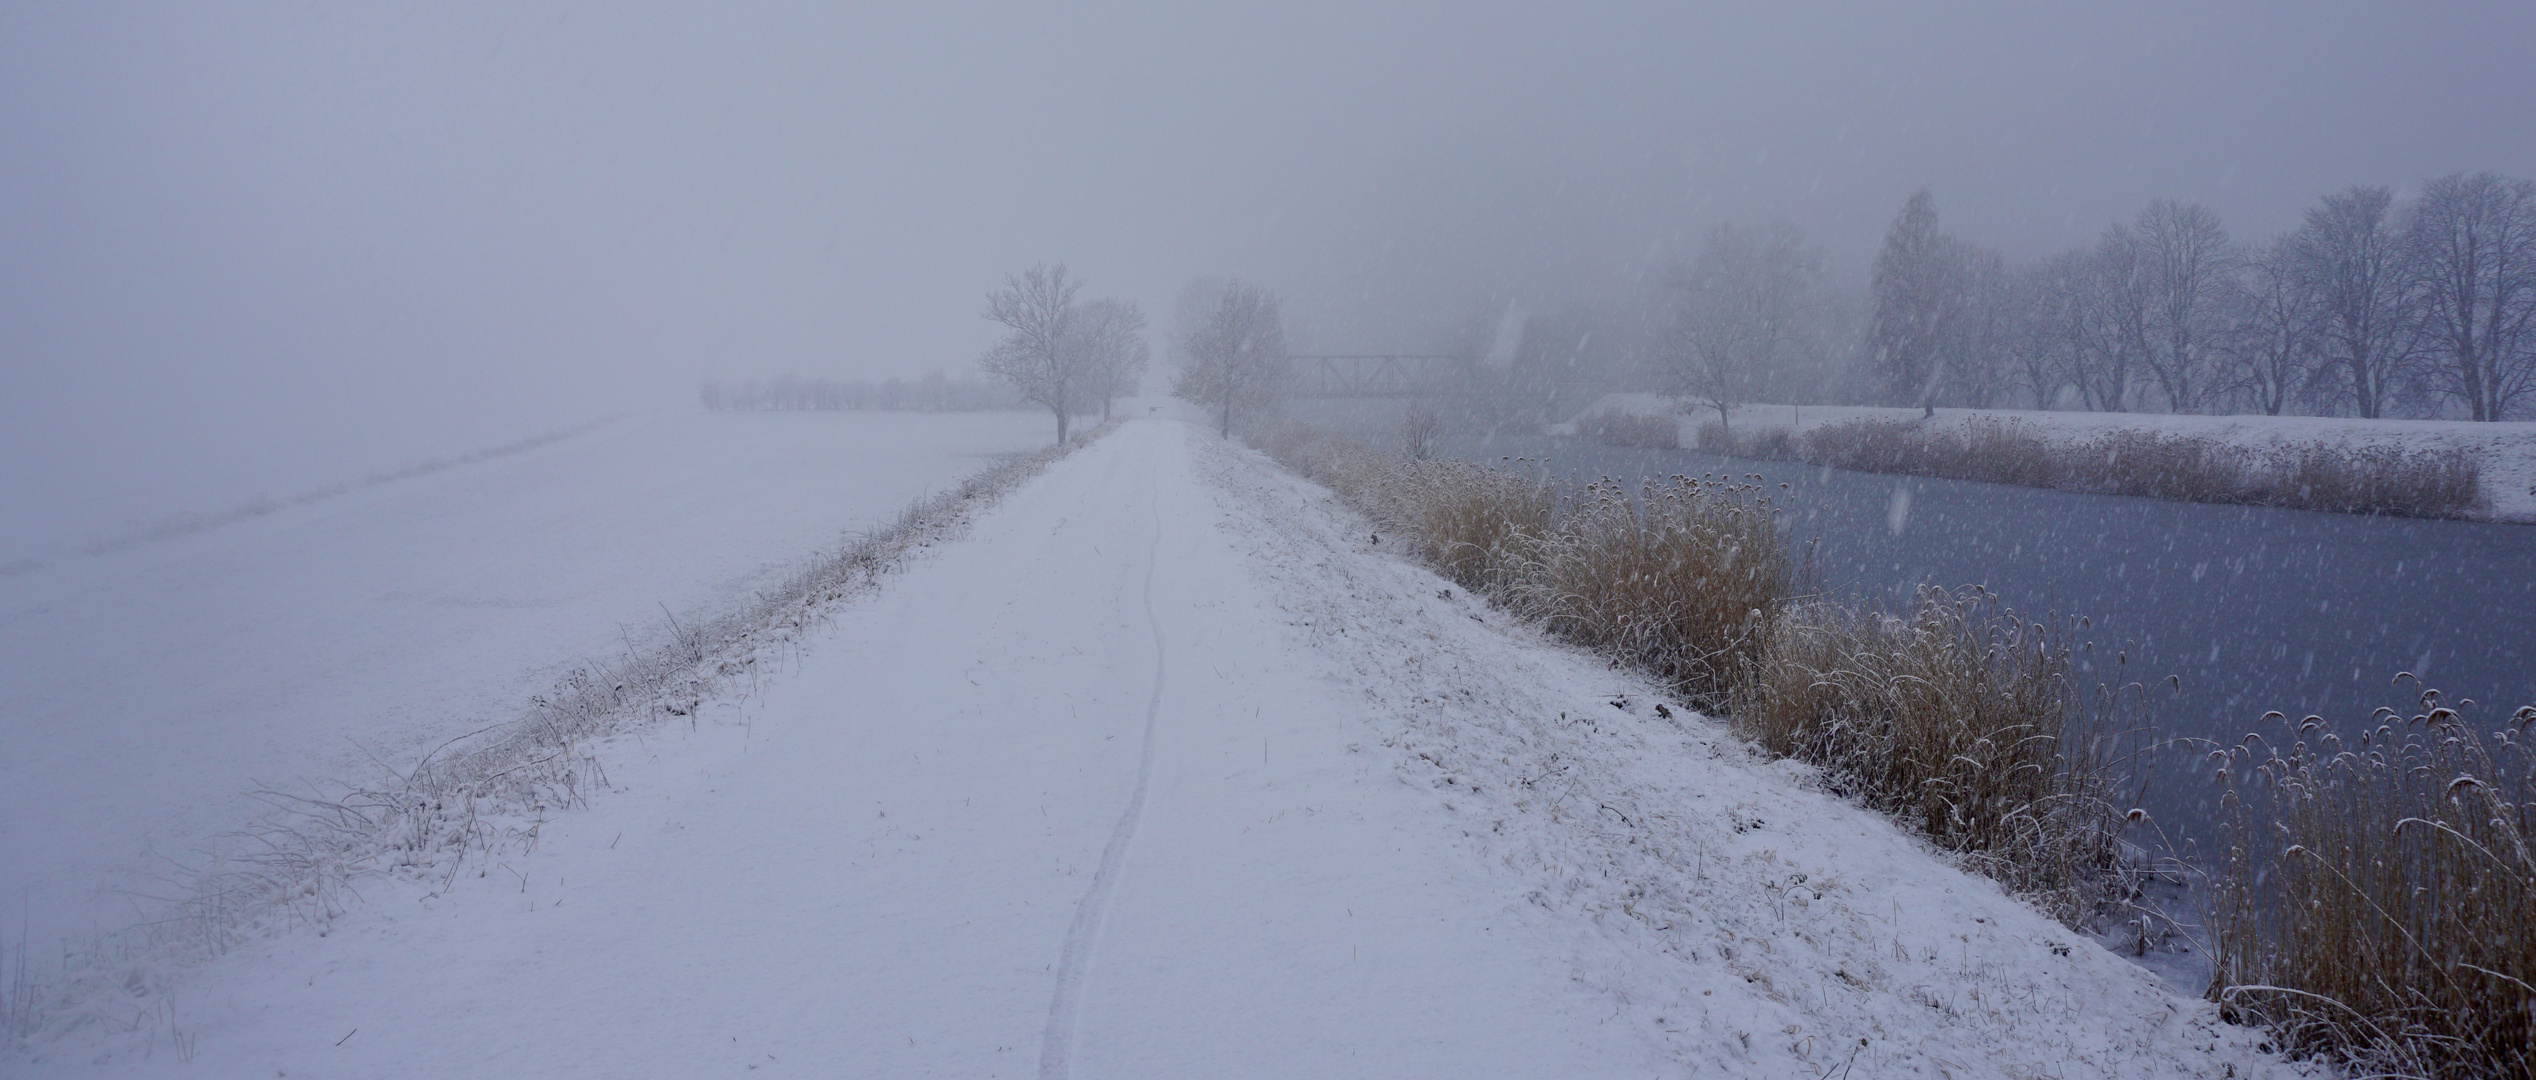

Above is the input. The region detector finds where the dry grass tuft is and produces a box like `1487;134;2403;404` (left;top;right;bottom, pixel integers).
2210;690;2535;1078
1728;587;2129;923
1386;459;1553;590
1582;411;1683;449
1502;475;1788;703
1798;418;2065;488
1695;421;1801;461
1779;418;2486;519
1256;422;1548;590
2082;429;2242;502
2261;442;2485;517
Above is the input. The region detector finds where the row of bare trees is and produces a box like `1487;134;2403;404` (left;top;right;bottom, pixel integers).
698;371;1020;412
968;265;1298;441
975;263;1150;443
1865;175;2536;420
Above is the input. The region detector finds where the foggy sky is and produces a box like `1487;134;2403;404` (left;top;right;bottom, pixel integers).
6;2;2534;553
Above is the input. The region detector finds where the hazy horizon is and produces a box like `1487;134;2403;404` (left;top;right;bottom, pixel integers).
8;2;2535;550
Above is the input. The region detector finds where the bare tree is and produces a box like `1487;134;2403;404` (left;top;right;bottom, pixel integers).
1069;297;1150;424
2016;251;2091;409
978;262;1087;442
2290;186;2417;418
2026;230;2148;413
1400;406;1442;460
2135;199;2239;412
1173;279;1288;436
1666;221;1823;432
2405;171;2536;421
2219;235;2321;415
2080;223;2155;412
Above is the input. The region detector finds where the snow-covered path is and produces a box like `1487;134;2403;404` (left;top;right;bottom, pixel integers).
24;413;2293;1077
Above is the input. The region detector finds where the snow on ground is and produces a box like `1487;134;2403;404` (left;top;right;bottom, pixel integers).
1567;392;2536;521
0;408;1055;955
19;408;2296;1077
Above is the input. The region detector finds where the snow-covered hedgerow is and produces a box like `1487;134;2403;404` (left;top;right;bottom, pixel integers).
0;422;1119;1050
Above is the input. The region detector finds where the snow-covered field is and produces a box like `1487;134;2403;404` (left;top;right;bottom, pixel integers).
0;409;1056;959
17;407;2295;1077
1566;392;2536;521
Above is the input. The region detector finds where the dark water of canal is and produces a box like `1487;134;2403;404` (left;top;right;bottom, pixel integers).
1296;404;2536;845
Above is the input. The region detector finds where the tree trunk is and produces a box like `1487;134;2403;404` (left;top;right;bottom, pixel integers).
1054;404;1069;444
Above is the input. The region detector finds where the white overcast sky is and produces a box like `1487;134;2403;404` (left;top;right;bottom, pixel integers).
5;2;2533;544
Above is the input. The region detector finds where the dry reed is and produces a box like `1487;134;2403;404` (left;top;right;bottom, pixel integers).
1580;411;1682;449
1500;475;1787;703
1256;421;2130;927
1727;588;2131;924
2209;689;2534;1078
1694;420;1800;461
2262;442;2484;517
1779;418;2486;519
1255;422;1550;591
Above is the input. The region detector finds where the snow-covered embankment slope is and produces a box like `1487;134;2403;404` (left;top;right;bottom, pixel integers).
0;409;1052;957
25;414;2291;1077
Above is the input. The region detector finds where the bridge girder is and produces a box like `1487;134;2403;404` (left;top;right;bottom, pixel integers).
1287;355;1485;398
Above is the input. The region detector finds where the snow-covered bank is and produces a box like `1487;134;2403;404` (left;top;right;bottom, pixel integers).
1565;392;2536;521
17;410;2294;1077
0;409;1054;959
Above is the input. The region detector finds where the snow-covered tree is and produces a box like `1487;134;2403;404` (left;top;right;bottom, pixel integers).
1173;279;1287;437
1666;221;1823;431
1069;297;1151;424
979;263;1088;442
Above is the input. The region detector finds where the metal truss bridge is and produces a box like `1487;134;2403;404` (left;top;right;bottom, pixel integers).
1287;355;1485;398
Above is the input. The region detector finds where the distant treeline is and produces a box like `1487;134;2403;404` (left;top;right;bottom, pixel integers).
1455;172;2536;427
699;372;1023;412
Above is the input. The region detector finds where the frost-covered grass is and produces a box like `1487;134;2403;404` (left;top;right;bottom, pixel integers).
1567;394;2532;521
0;421;1116;1050
1730;590;2134;928
1502;475;1786;704
1253;421;2131;928
2209;690;2535;1078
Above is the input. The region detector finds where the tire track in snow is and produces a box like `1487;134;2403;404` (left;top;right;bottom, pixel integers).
1039;461;1168;1080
